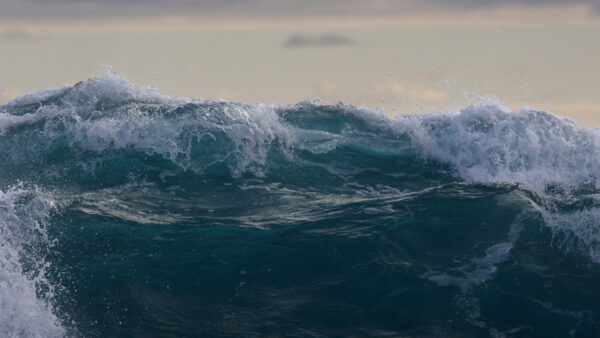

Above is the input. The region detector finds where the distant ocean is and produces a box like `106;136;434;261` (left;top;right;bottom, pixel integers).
1;72;599;337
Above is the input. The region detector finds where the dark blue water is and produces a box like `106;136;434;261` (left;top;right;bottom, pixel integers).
1;72;599;337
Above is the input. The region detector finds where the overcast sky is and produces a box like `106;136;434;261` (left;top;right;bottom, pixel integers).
0;0;598;20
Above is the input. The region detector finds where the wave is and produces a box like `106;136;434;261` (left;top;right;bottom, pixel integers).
2;71;598;192
2;71;600;336
2;73;600;257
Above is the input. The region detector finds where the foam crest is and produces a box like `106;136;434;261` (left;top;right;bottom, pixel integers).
4;73;600;191
0;72;298;178
0;86;70;111
0;70;186;114
0;186;65;337
0;105;62;135
64;101;293;177
402;99;600;191
62;69;187;109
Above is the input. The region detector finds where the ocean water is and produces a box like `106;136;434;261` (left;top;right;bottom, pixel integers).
1;71;600;337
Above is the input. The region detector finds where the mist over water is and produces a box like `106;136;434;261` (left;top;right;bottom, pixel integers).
1;72;599;337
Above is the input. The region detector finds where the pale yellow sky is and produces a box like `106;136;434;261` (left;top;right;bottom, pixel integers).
1;3;599;126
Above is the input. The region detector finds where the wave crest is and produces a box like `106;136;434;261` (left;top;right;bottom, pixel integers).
2;72;600;192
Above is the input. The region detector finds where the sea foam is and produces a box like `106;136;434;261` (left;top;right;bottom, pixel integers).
0;187;65;337
401;100;600;192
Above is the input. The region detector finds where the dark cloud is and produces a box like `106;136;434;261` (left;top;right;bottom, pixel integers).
0;0;256;19
414;0;600;14
283;34;354;48
318;34;354;46
0;0;598;20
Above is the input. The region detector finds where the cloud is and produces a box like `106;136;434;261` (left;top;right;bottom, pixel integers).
426;0;598;9
0;0;598;20
0;0;249;19
283;34;354;48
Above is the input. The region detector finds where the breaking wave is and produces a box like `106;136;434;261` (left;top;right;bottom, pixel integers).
2;71;600;336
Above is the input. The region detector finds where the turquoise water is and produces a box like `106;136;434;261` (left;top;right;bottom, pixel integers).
1;72;599;337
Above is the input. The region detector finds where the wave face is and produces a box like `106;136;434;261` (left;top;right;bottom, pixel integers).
1;72;600;337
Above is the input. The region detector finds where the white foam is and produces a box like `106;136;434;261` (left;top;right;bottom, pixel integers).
425;241;513;293
75;183;191;225
63;100;293;177
0;105;62;135
397;98;600;192
0;86;70;111
0;186;65;337
542;206;600;264
61;69;188;108
0;69;187;114
423;205;530;292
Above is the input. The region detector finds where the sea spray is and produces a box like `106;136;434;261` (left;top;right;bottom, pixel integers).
0;186;65;337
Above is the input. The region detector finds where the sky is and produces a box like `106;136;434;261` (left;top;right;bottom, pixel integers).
1;0;599;126
0;0;599;20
